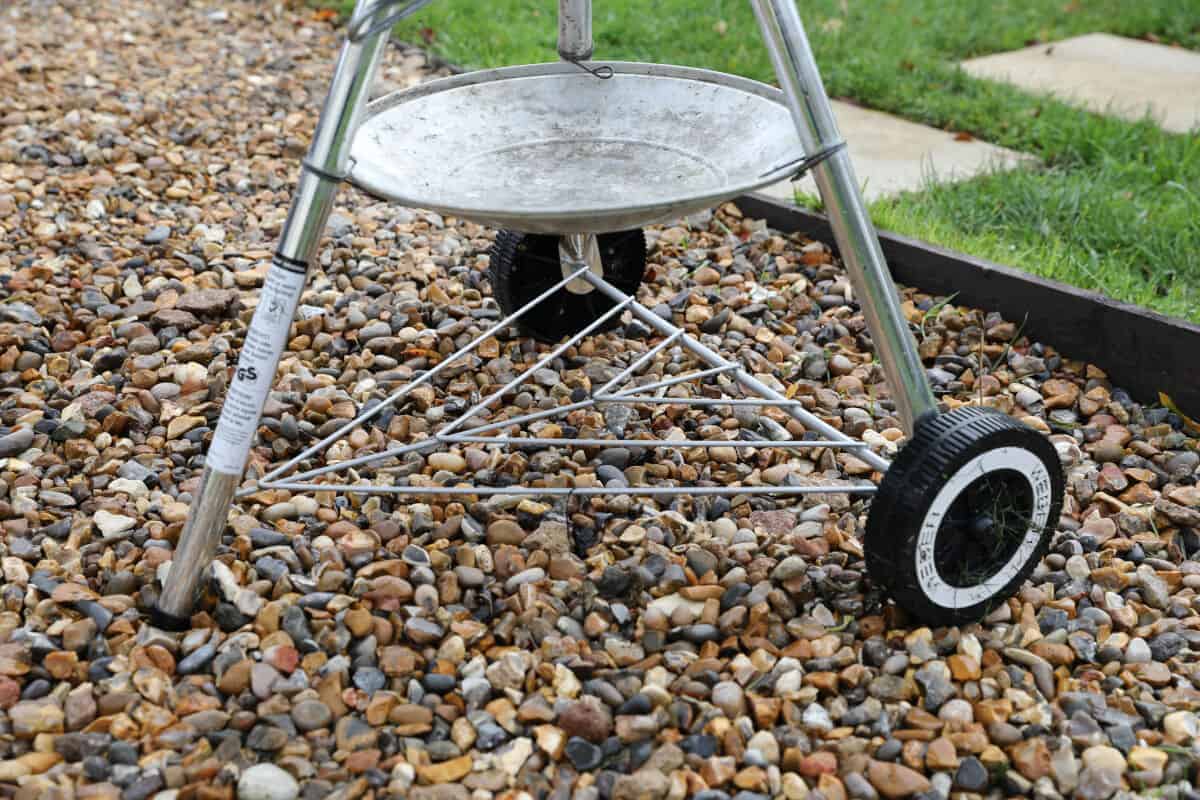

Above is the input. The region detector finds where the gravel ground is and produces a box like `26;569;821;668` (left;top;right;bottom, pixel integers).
1;2;1199;800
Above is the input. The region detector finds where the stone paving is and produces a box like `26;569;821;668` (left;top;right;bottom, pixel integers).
963;33;1200;135
759;101;1033;204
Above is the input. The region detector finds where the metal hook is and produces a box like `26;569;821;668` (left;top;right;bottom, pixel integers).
567;58;614;80
759;139;847;180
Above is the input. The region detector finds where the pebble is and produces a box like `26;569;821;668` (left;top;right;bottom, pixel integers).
1124;638;1152;663
954;756;988;791
238;763;300;800
0;427;33;457
565;737;604;771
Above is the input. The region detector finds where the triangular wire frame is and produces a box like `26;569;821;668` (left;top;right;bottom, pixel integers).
248;264;882;500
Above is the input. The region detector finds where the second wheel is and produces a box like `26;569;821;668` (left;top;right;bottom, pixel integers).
865;406;1064;625
489;229;647;343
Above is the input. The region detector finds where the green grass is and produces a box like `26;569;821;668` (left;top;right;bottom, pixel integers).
352;0;1200;321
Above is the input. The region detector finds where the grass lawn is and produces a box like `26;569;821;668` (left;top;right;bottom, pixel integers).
341;0;1200;322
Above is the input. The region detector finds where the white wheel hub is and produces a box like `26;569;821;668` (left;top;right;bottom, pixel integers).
915;446;1054;610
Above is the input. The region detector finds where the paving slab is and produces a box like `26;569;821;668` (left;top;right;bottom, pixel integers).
759;100;1033;205
962;33;1200;134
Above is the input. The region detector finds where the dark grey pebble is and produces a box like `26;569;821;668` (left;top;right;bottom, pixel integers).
596;465;627;485
109;741;139;765
616;694;652;716
54;732;112;761
177;644;216;675
423;673;457;694
298;592;335;609
596;565;632;597
565;737;603;771
246;724;288;751
674;624;721;644
121;771;164;800
597;448;631;469
1108;722;1137;753
685;549;718;577
402;544;429;566
214;602;251;632
680;734;717;758
875;738;902;761
88;657;116;684
83;756;110;781
283;605;313;642
1149;632;1186;661
954;756;988;791
0;427;33;457
254;556;290;583
21;679;51;700
250;528;290;548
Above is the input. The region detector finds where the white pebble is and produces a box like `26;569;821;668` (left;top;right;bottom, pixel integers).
238;764;299;800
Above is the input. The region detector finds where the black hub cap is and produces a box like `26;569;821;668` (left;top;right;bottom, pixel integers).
933;469;1034;590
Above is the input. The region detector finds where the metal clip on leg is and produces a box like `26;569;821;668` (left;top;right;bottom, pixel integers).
759;140;846;181
558;0;612;79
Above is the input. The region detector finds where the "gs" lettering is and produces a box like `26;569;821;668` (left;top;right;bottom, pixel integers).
236;366;259;382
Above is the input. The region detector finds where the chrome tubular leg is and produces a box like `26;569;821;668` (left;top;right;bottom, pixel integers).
559;233;601;294
153;1;393;629
750;0;938;436
557;0;593;61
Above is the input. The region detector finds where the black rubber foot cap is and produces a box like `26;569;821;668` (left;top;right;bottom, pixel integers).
149;605;191;632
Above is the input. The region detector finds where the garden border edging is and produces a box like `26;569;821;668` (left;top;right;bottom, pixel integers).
736;192;1200;416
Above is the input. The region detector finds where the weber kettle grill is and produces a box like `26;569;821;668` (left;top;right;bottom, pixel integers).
154;0;1064;629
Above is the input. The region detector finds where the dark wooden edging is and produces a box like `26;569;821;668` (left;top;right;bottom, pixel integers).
736;192;1200;415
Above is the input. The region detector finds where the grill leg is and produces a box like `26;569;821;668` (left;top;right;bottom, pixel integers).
153;1;392;628
751;0;938;436
558;0;593;61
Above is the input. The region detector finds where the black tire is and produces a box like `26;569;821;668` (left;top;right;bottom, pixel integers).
865;406;1064;625
489;229;647;343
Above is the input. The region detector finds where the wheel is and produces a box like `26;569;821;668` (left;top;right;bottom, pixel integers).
489;229;647;343
865;406;1064;625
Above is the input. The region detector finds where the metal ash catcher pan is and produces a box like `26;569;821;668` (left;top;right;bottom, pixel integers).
154;0;1064;630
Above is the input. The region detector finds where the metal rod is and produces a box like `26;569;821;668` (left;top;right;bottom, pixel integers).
274;436;443;485
437;293;633;437
557;0;593;61
273;281;627;483
598;395;819;407
262;481;876;497
584;271;892;473
154;0;395;628
750;0;938;436
283;329;684;477
423;332;682;440
595;331;683;393
253;263;595;490
451;400;595;439
610;364;739;397
439;435;866;448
